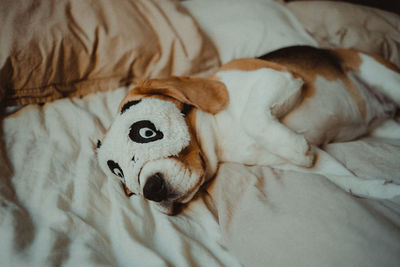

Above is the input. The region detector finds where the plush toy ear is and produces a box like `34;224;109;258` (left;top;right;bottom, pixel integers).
131;76;229;114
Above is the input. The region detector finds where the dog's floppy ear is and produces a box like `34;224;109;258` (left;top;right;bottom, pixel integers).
132;76;229;114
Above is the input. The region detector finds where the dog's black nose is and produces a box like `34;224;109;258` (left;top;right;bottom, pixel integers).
143;173;167;202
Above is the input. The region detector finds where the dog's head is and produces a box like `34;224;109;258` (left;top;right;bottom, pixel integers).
97;77;228;214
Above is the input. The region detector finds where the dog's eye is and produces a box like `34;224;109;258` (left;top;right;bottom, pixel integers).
107;160;125;181
129;120;163;143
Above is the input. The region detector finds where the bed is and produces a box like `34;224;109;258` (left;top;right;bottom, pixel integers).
1;0;400;266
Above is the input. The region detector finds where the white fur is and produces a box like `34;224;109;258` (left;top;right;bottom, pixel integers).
201;67;397;168
283;76;366;144
196;65;400;201
203;68;313;167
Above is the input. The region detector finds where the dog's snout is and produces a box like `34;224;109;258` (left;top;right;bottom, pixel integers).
143;173;167;202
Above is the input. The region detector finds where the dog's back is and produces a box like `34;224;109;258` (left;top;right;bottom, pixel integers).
259;45;400;105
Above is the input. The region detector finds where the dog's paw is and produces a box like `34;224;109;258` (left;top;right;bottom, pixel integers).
286;140;316;167
293;145;316;167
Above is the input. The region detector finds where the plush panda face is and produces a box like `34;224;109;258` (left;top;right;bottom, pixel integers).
97;97;204;214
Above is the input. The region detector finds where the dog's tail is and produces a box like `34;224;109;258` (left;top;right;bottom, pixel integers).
337;49;400;108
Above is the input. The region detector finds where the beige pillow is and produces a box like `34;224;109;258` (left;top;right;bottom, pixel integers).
182;0;317;64
286;1;400;67
0;0;219;106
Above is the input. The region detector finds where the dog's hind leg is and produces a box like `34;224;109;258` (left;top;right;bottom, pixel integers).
240;69;315;167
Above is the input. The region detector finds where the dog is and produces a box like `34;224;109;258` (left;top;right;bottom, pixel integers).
97;46;400;215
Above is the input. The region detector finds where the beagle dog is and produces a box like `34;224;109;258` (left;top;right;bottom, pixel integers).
97;46;400;215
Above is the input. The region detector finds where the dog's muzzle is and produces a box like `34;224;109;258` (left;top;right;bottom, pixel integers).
143;173;168;202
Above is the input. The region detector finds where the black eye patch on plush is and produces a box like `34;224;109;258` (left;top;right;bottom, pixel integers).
120;100;142;114
129;120;164;143
107;160;124;179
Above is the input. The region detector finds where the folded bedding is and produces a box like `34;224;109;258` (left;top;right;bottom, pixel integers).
1;0;400;266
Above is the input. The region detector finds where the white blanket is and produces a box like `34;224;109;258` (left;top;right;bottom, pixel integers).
0;88;241;266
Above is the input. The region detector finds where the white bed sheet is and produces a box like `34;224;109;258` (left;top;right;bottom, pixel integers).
0;88;242;266
209;160;400;267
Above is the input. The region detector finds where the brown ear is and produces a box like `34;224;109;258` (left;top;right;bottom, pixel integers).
132;76;229;114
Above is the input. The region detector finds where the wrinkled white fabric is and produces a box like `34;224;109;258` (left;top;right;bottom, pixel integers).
0;88;241;267
208;160;400;267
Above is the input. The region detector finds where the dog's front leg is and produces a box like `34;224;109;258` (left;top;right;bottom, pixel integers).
241;70;315;167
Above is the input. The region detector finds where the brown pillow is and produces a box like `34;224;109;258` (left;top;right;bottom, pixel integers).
0;0;219;106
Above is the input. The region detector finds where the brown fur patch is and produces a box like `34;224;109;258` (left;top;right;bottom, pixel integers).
121;182;134;197
174;109;206;199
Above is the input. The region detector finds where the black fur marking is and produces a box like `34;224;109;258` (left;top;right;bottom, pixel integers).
258;45;344;73
181;104;192;116
121;100;142;114
129;120;163;143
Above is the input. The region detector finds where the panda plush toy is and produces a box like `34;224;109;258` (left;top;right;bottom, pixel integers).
96;96;199;214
